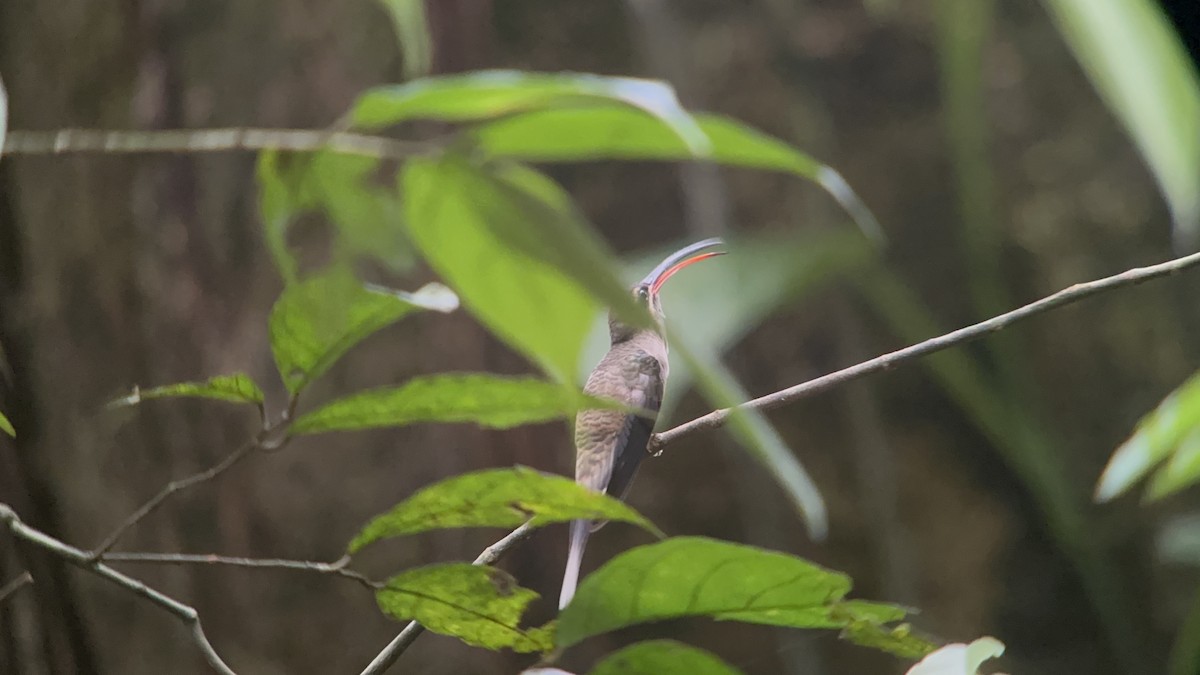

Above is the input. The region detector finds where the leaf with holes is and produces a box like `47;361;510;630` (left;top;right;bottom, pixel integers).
348;467;659;553
268;269;457;394
294;375;626;435
557;537;916;656
590;640;743;675
108;374;265;409
375;563;553;653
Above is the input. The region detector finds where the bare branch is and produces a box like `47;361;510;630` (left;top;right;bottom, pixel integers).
0;571;32;605
103;552;379;590
90;439;260;558
650;249;1200;451
359;520;539;675
2;128;436;160
0;504;237;675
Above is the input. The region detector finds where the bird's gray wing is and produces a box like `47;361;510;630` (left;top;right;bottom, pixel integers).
603;350;663;504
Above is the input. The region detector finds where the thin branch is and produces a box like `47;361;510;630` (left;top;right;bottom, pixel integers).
103;552;379;590
650;248;1200;451
0;504;237;675
0;571;33;605
359;520;539;675
2;128;436;160
90;439;259;558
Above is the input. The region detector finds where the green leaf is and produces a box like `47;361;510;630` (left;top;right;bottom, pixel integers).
351;70;709;154
557;537;912;650
269;269;457;394
295;374;622;435
375;563;552;653
473;108;881;242
1043;0;1200;246
401;155;599;381
0;411;13;438
590;641;743;675
1096;370;1200;501
256;151;414;280
108;374;265;408
839;617;937;660
377;0;432;80
348;466;660;553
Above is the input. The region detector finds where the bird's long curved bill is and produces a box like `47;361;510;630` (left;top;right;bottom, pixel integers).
643;237;726;294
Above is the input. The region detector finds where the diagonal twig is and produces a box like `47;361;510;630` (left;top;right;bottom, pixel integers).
90;439;261;558
0;504;237;675
650;248;1200;451
0;571;33;605
359;520;539;675
103;552;380;590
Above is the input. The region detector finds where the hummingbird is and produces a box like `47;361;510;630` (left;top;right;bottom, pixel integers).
558;237;725;610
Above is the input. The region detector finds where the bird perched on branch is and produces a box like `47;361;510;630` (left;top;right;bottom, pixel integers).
559;237;725;609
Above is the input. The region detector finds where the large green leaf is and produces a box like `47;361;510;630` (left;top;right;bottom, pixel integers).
401;156;599;381
472;108;881;242
269;269;457;395
1043;0;1200;245
590;641;743;675
347;466;660;553
108;374;265;408
375;563;553;653
256;150;413;281
294;374;623;435
0;411;12;438
351;70;708;154
1096;370;1200;501
556;537;915;653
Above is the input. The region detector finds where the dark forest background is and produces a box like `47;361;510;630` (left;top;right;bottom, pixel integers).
3;1;1200;674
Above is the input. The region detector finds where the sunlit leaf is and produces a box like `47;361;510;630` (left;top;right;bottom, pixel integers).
348;466;660;553
257;151;303;283
351;70;708;154
590;641;743;675
294;375;622;435
269;269;458;394
1095;370;1200;501
557;537;913;653
1043;0;1200;247
376;0;431;80
0;411;13;438
473;108;881;242
904;637;1005;675
375;563;553;653
401;155;598;381
108;374;265;408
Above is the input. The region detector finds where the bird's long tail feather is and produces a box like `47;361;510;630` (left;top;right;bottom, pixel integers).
559;519;591;610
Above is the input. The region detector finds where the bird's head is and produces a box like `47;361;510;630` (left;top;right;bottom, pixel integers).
609;237;725;343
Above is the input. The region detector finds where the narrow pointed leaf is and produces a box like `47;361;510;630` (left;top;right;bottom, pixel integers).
377;0;432;80
402;155;597;381
0;411;13;438
473;108;881;242
269;269;457;394
557;538;912;650
348;466;660;553
107;374;265;408
590;641;743;675
376;563;553;653
1096;370;1200;501
351;70;708;155
294;375;622;435
1043;0;1200;246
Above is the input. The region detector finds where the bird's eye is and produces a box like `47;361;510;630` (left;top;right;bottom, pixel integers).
637;287;649;301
